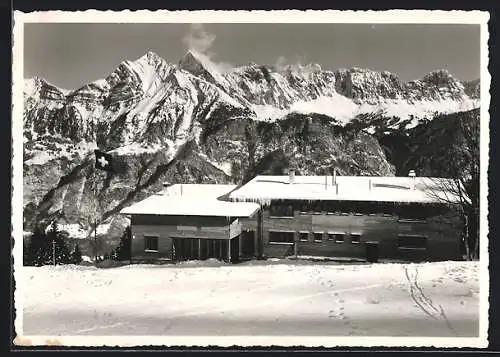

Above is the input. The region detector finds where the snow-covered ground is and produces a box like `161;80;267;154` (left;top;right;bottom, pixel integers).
17;260;482;346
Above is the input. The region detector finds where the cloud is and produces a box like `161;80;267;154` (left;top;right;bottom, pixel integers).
274;56;288;71
182;24;234;74
183;24;216;54
274;55;306;71
274;54;320;73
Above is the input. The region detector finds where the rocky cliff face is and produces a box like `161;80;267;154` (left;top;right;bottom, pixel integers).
22;50;480;243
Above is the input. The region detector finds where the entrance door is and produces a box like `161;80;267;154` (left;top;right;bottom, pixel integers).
231;236;240;262
173;238;199;261
173;238;232;261
241;231;256;257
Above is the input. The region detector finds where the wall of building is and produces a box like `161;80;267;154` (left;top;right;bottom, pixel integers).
130;215;240;262
239;201;462;262
128;201;462;263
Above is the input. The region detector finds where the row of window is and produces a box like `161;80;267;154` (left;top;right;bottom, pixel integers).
268;203;446;219
145;233;428;252
269;231;361;244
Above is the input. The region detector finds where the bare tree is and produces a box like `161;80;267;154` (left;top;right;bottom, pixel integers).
426;112;479;260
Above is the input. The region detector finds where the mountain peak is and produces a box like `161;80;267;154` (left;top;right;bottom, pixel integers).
179;49;228;86
421;69;457;85
24;76;72;96
25;76;47;86
180;50;217;71
132;51;168;69
145;50;162;60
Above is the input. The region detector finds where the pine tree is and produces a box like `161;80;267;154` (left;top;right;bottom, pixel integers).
24;225;47;266
46;220;71;265
70;243;82;264
114;226;132;261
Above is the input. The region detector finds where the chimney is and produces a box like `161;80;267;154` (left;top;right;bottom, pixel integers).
325;174;328;190
369;179;372;191
332;168;337;186
408;170;416;190
162;181;173;195
289;169;295;185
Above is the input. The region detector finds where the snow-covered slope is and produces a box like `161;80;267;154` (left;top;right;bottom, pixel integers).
20;261;480;340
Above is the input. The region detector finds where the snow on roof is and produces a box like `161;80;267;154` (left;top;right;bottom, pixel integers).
120;184;260;217
228;175;463;205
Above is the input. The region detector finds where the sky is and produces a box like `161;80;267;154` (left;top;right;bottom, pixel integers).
24;23;480;90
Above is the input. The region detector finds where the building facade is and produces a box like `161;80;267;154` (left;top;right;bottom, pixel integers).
121;173;464;263
121;184;260;263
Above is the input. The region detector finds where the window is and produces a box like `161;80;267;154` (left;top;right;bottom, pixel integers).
269;231;294;244
362;202;380;215
398;218;427;223
299;202;311;215
398;234;427;250
299;232;309;241
351;233;361;244
269;204;294;217
328;233;345;243
312;202;324;215
398;204;427;220
144;235;159;251
314;232;323;242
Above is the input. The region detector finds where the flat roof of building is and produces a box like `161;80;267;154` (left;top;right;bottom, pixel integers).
228;175;463;205
121;184;260;217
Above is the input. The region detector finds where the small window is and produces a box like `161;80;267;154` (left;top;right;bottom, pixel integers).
398;204;427;220
299;232;309;241
351;233;361;244
269;231;294;244
144;235;159;251
269;204;294;217
398;218;428;224
398;234;427;250
314;232;323;242
312;202;324;214
328;233;345;243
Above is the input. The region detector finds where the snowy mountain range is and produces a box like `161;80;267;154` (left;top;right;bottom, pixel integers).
22;50;480;243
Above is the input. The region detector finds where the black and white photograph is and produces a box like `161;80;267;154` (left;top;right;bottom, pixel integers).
12;10;490;348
